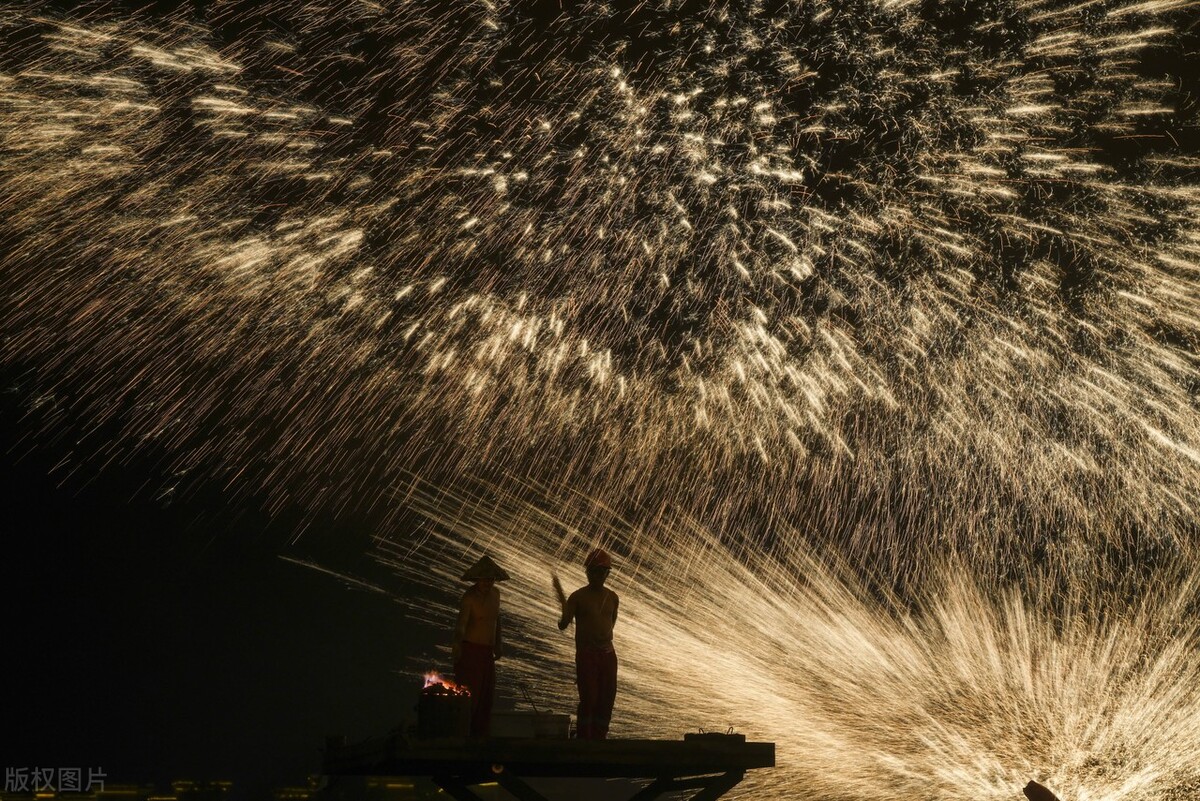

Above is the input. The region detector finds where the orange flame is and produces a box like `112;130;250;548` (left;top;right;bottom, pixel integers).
423;671;470;695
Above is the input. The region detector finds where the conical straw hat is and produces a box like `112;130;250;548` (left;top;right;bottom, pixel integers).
461;554;510;582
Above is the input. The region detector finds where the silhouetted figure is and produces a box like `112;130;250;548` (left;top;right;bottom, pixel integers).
553;548;620;739
454;555;508;737
1023;780;1061;801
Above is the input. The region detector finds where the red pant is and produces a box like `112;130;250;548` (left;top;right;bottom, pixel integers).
575;646;617;739
454;641;495;737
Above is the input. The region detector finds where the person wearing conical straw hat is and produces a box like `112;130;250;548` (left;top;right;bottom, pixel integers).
552;548;619;739
454;554;509;738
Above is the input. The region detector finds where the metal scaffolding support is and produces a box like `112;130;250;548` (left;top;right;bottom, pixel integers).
322;733;774;801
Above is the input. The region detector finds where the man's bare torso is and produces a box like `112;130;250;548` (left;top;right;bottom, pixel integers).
459;584;500;646
566;585;618;649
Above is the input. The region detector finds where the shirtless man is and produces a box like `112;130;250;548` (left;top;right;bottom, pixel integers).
453;554;508;737
553;548;619;739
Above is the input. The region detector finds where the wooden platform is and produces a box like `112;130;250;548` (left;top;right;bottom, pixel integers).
323;733;775;801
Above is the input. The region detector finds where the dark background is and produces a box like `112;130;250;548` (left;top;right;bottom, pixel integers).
0;380;441;798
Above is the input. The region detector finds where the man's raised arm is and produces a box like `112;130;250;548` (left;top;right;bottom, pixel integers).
552;575;574;631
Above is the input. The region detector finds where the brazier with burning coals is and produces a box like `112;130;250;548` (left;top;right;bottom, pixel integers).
418;674;471;738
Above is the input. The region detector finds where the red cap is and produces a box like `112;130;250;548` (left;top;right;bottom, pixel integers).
584;548;612;568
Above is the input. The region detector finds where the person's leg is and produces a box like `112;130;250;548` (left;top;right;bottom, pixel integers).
455;642;493;737
575;649;600;739
594;650;617;739
475;649;496;737
454;643;483;697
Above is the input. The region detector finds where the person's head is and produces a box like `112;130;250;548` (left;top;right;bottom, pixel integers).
586;565;610;588
584;548;612;587
474;577;495;592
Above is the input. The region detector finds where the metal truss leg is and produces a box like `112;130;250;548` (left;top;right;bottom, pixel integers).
432;773;553;801
627;778;674;801
688;771;745;801
430;775;486;801
494;774;553;801
426;770;747;801
626;771;746;801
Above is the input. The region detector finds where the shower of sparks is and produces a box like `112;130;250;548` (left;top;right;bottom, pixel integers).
3;0;1198;552
2;0;1200;798
381;478;1200;801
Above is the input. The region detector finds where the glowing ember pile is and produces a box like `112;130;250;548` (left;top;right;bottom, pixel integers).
422;671;470;697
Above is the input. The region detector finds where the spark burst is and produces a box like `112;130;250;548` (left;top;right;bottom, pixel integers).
2;1;1199;798
2;0;1198;550
380;480;1200;800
